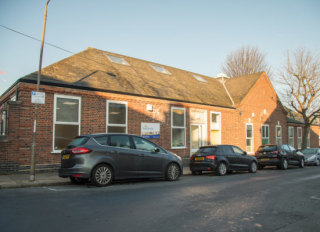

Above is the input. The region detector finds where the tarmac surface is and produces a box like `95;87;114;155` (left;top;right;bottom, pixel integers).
0;166;191;189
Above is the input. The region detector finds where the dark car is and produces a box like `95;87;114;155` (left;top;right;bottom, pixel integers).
301;148;320;166
59;133;183;186
255;144;305;170
189;145;258;176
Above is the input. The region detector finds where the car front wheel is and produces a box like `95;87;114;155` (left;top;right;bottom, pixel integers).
217;162;227;176
299;158;304;168
91;164;113;187
281;158;288;170
316;159;320;166
249;162;257;173
166;163;180;181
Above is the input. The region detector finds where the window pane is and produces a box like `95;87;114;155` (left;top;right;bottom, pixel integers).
173;109;184;127
54;124;79;150
107;126;126;133
246;139;253;153
110;135;130;148
133;137;157;152
247;125;252;138
172;128;185;147
277;127;281;137
94;136;108;145
56;98;79;122
108;103;126;124
262;138;269;145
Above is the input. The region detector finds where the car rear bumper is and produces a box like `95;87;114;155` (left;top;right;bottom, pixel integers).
59;166;91;179
189;161;217;172
257;159;281;166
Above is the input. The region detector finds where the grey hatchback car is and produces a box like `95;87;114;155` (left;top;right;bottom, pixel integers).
59;134;183;186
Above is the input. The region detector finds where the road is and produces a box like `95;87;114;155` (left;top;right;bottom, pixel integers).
1;166;320;232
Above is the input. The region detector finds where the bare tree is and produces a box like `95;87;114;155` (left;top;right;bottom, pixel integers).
279;47;320;149
221;46;272;78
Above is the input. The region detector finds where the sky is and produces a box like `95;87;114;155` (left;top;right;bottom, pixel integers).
0;0;320;95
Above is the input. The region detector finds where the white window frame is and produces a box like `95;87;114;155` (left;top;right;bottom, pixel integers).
246;123;254;154
276;125;282;145
297;127;302;149
171;107;186;149
0;105;7;136
106;100;128;134
261;124;270;145
53;94;81;152
288;126;294;147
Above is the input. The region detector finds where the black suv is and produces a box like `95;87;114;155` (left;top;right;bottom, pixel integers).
255;144;305;170
189;145;258;176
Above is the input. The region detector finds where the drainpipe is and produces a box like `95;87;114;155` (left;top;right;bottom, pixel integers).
217;73;235;107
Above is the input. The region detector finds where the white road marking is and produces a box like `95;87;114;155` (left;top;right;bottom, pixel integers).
311;196;320;200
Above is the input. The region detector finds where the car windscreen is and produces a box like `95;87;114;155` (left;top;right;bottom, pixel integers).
196;147;218;154
301;148;316;154
258;145;278;152
67;136;89;148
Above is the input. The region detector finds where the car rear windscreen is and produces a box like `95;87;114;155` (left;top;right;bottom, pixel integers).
259;145;278;152
301;148;316;154
67;136;89;148
197;147;218;154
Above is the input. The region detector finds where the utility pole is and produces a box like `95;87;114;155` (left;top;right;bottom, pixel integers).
30;0;51;181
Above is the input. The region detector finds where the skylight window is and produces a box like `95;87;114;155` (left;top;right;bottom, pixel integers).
192;74;207;83
106;54;129;66
150;64;171;75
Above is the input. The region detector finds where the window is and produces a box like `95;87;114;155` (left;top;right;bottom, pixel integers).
307;130;310;148
94;135;109;146
171;107;186;148
53;95;81;151
107;100;127;133
192;74;207;83
232;146;245;155
133;136;159;152
288;126;294;147
106;54;129;66
246;124;254;153
150;64;171;75
297;127;302;149
261;124;269;145
109;135;131;148
210;112;221;145
0;106;7;136
276;126;282;145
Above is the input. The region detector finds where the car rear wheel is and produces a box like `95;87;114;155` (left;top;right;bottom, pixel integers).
299;158;304;168
217;162;227;176
280;158;288;170
249;162;257;173
91;164;113;187
166;163;180;181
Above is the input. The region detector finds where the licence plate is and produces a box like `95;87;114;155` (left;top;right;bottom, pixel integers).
261;158;269;161
62;154;70;160
195;157;205;161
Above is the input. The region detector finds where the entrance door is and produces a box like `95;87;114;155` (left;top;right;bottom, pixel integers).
191;124;203;154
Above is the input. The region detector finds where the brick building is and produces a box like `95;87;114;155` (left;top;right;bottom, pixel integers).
0;48;319;173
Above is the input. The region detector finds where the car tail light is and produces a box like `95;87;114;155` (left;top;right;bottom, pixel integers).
72;174;82;177
190;156;194;160
206;155;216;160
71;147;92;155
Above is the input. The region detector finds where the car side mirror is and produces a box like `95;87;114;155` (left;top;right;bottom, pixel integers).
154;147;160;153
243;152;247;155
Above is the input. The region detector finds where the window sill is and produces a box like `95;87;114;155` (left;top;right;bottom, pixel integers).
171;146;187;150
51;151;61;154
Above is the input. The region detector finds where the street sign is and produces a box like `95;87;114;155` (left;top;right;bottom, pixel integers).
31;91;45;104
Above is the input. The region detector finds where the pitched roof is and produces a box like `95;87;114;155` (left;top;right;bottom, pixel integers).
19;48;264;108
224;72;263;105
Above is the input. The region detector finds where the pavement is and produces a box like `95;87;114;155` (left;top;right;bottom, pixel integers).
0;166;192;189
